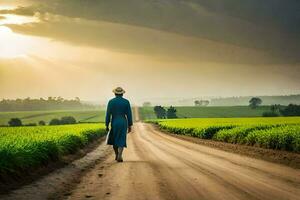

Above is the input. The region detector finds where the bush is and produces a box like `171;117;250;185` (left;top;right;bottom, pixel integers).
49;118;61;125
60;116;77;124
8;118;22;127
194;126;234;139
214;125;274;144
39;120;46;126
245;125;300;151
262;112;279;117
49;116;77;126
24;123;37;126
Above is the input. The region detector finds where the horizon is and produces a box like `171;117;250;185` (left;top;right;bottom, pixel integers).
1;93;300;107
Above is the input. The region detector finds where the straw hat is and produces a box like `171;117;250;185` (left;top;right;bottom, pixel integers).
113;87;126;94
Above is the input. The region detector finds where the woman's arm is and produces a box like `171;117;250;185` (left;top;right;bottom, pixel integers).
105;101;111;131
126;101;133;132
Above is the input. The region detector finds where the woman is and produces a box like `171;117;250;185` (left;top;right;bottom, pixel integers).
105;87;133;162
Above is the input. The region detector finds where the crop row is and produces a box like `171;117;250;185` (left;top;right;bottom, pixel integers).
153;117;300;152
0;124;106;176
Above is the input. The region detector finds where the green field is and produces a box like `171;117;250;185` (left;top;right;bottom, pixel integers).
0;123;106;176
153;117;300;152
0;110;106;126
139;106;271;120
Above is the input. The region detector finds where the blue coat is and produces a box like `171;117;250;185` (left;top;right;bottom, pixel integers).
105;96;133;147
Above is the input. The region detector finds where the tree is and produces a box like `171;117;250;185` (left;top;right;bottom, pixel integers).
249;97;262;109
280;104;300;116
39;120;46;126
154;106;166;119
262;104;281;117
49;118;61;125
194;100;209;106
60;116;77;124
8;118;22;127
270;104;281;113
166;106;178;119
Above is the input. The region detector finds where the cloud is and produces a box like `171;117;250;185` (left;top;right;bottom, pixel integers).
2;2;300;65
0;6;34;16
4;1;300;49
7;14;282;65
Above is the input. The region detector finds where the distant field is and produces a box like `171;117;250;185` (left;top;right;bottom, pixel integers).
0;110;106;126
139;106;271;120
152;117;300;152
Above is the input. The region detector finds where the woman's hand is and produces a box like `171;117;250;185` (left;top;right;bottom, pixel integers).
128;126;132;133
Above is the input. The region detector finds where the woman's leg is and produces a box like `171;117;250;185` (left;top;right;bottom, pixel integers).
113;145;118;160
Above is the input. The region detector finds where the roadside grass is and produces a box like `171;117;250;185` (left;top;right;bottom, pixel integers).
152;117;300;152
0;123;106;176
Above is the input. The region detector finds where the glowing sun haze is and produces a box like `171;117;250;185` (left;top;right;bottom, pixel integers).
0;0;299;104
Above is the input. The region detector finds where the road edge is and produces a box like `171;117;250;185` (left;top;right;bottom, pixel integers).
151;124;300;169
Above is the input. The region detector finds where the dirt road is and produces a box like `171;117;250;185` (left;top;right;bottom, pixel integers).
61;122;300;200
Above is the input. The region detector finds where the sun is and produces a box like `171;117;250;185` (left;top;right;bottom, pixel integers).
0;11;40;59
0;26;28;58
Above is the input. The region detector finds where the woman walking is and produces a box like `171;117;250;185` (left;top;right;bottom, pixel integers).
105;87;133;162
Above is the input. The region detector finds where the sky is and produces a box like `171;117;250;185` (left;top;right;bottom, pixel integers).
0;0;299;105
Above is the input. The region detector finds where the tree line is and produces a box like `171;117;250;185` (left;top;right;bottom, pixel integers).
210;94;300;106
249;97;300;116
263;104;300;117
0;97;95;111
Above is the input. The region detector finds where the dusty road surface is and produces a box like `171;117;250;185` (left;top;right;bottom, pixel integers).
60;122;300;200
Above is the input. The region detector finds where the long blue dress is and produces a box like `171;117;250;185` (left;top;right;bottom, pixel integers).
105;96;133;147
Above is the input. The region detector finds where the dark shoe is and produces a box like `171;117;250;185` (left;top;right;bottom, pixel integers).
117;147;124;162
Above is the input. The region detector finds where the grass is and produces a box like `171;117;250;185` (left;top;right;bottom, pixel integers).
152;117;300;152
139;106;271;120
0;123;106;176
0;110;106;126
